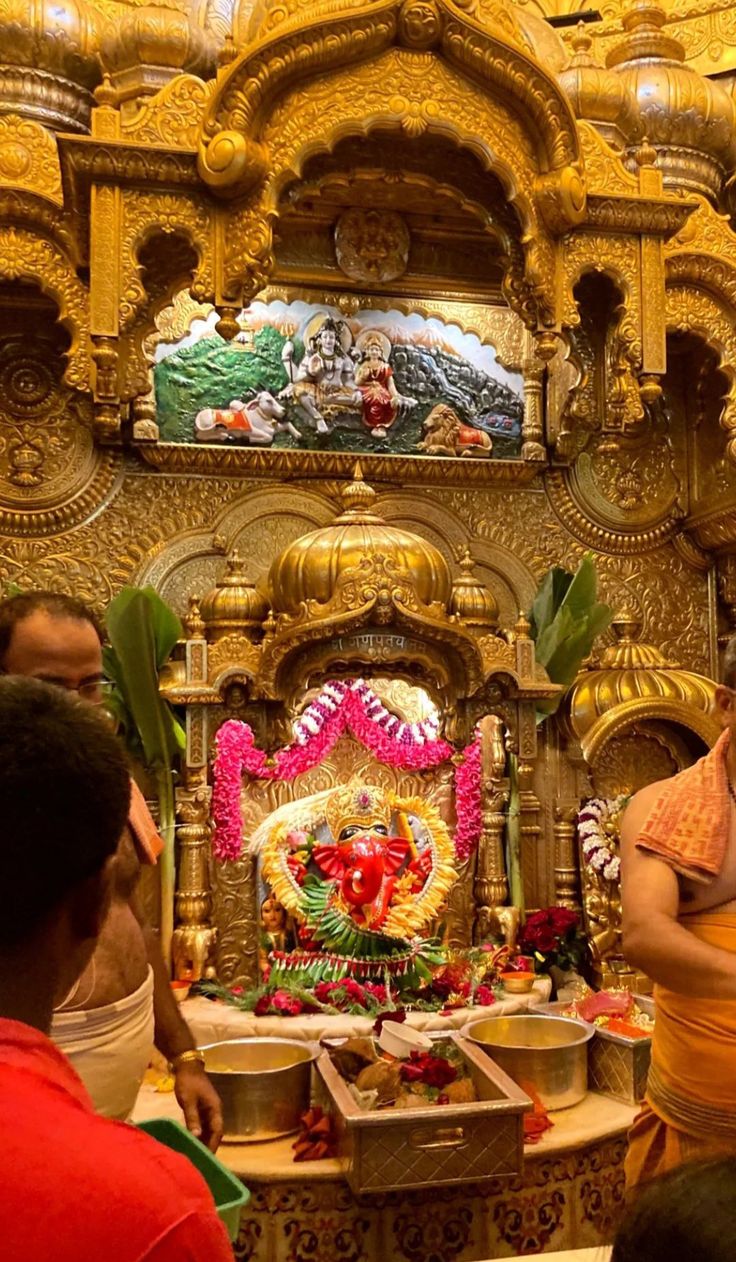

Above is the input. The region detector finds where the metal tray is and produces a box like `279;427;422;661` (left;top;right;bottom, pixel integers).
589;1025;651;1105
316;1031;530;1195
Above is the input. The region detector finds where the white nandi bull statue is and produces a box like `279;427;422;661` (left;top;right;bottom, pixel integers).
194;391;301;444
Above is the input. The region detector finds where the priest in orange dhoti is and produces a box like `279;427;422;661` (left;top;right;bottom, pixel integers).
621;635;736;1189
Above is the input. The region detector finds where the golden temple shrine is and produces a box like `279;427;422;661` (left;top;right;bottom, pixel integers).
5;0;736;1256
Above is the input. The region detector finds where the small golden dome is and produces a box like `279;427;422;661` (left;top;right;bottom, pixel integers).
99;3;216;106
201;552;270;639
606;1;736;201
268;465;452;617
569;613;718;760
450;550;499;630
558;23;640;151
0;0;99;132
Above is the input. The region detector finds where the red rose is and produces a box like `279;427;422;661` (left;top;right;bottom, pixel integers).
550;908;578;935
474;984;495;1007
363;982;393;1002
341;979;367;1003
271;990;303;1016
400;1052;457;1090
254;994;271;1016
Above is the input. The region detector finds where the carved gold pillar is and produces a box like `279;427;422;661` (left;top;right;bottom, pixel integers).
638;145;666;406
554;802;581;912
89;90;123;440
171;600;217;980
518;759;541;902
172;784;218;981
718;554;736;646
521;357;545;462
474;714;509;940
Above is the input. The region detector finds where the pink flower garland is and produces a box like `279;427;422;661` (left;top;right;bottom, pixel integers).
211;681;483;863
453;734;482;863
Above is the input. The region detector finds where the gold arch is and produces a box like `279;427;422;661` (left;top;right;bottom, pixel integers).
665;284;736;462
197;0;584;227
0;226;91;392
580;697;720;765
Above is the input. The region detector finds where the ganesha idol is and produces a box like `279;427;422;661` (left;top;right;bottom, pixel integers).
254;781;457;987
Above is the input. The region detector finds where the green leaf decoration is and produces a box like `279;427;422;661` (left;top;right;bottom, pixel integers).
527;553;613;719
528;567;572;643
301;877;408;959
104;586;184;963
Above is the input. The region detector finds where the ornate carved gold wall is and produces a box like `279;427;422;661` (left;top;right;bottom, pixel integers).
3;0;736;933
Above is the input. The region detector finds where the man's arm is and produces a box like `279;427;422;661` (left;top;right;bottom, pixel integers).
131;895;223;1151
621;784;736;998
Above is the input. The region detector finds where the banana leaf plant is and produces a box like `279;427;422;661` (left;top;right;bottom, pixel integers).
103;587;186;965
505;554;613;910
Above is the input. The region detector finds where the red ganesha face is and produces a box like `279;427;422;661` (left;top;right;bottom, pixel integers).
340;836;385;906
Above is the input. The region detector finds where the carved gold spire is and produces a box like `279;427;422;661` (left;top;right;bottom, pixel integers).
568;612;719;761
0;0;99;133
557;22;639;151
200;552;270;640
450;549;499;630
606;1;736;201
99;2;216;112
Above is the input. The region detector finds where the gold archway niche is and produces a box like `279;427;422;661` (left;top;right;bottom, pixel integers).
197;0;585;337
564;614;719;987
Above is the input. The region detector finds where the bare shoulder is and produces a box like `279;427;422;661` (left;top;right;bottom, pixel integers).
621;778;670;847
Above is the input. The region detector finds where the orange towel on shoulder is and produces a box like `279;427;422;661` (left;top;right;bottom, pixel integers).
635;728;730;883
128;779;164;865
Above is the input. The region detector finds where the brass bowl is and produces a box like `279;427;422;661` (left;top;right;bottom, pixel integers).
201;1038;319;1143
464;1014;593;1110
500;971;535;994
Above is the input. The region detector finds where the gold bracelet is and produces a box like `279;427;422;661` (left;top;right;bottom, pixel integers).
170;1049;205;1072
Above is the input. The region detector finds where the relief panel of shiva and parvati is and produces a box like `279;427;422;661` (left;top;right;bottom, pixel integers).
153;299;525;459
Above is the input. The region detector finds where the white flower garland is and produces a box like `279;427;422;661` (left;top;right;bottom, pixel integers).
293;679;440;748
577;795;630;883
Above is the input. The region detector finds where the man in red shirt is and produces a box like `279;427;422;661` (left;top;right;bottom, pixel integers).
0;676;233;1261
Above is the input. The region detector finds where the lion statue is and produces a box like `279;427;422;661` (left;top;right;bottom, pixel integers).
417;404;493;457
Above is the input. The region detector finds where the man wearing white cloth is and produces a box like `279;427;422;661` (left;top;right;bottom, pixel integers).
0;590;222;1149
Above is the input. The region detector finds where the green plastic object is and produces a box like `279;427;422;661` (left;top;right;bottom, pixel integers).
136;1117;249;1243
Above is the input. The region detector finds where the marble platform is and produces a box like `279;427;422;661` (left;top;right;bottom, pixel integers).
177;978;552;1048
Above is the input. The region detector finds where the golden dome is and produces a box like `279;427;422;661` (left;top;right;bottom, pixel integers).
606;2;736;201
99;3;216;106
268;465;452;617
201;552;270;639
0;0;99;132
450;549;499;630
569;613;719;761
558;24;640;151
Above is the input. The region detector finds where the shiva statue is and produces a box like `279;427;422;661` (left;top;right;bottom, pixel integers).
280;314;362;434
